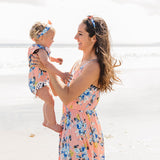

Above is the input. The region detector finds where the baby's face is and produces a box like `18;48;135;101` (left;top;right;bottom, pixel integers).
40;29;55;48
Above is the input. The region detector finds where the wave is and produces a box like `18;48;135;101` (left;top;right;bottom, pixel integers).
0;45;160;75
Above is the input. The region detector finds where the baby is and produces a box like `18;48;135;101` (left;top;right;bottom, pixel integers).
28;21;69;132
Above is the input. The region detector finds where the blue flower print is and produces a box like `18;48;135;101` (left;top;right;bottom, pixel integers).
38;69;44;78
86;110;95;116
64;111;71;130
76;120;86;135
60;137;72;159
79;89;91;103
28;77;36;93
74;116;87;136
74;146;89;160
101;155;105;160
90;128;99;143
61;143;70;158
90;94;96;103
29;67;35;72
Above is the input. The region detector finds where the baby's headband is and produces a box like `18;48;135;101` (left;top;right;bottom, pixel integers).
37;20;52;39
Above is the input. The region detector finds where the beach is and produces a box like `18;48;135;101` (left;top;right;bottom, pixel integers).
0;46;160;160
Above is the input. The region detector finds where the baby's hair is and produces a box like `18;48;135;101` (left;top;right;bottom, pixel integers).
29;22;55;41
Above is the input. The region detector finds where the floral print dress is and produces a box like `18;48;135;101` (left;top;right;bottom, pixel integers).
59;61;105;160
28;44;50;94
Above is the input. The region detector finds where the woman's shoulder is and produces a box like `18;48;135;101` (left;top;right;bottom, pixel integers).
83;59;100;73
79;60;100;88
70;59;81;72
73;59;81;65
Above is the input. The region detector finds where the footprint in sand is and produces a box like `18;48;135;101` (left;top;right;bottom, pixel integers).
104;134;114;139
29;133;35;137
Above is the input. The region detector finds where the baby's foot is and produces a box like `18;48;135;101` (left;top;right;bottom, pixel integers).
46;123;62;133
42;121;47;127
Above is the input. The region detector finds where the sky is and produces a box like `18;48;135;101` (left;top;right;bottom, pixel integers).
0;0;159;44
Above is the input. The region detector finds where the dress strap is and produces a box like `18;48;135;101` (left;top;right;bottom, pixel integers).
71;60;81;75
71;58;97;74
32;44;51;56
80;59;97;69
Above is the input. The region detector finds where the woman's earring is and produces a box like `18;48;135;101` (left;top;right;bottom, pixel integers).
96;47;98;53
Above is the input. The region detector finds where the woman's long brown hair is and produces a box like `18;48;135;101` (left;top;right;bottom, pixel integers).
83;16;121;92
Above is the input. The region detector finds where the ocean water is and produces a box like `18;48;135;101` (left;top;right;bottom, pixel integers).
0;45;160;75
0;45;81;75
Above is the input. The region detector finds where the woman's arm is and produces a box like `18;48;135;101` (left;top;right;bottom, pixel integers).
48;60;79;97
49;80;58;96
48;61;100;105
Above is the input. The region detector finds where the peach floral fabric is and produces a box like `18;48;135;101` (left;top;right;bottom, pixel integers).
28;44;50;94
59;61;105;160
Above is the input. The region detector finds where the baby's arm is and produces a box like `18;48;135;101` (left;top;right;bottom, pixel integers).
50;57;57;62
37;49;63;76
50;57;63;65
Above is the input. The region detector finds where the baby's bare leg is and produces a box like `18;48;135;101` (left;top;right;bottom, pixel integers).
43;103;62;132
36;86;62;133
42;103;47;127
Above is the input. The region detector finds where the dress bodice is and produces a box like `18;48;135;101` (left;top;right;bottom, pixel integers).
64;60;100;113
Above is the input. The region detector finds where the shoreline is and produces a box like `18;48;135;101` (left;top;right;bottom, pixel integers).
0;43;160;48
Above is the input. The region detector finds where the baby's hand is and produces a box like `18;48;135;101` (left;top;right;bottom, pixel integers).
60;72;72;83
56;58;63;65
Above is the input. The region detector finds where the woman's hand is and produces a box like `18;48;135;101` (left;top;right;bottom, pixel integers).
31;54;47;71
60;72;72;83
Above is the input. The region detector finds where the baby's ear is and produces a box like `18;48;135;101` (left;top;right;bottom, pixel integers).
38;35;43;41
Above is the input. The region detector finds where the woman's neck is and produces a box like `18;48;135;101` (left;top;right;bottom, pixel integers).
82;48;97;62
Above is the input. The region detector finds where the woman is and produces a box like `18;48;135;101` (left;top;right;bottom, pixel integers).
34;16;120;159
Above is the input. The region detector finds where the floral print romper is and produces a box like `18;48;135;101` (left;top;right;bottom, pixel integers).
28;44;50;94
59;60;105;160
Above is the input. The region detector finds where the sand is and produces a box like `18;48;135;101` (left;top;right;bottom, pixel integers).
0;56;160;160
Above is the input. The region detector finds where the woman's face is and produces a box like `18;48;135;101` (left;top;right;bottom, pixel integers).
74;22;94;51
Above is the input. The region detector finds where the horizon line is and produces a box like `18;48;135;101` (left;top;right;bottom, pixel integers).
0;43;160;48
